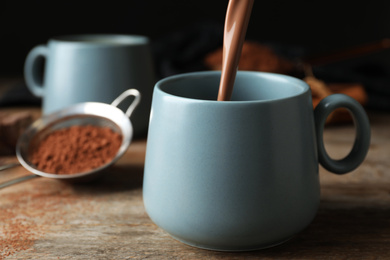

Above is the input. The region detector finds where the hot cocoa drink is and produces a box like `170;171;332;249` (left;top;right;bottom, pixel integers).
218;0;254;101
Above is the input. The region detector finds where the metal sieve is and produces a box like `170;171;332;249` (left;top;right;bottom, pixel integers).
1;89;140;187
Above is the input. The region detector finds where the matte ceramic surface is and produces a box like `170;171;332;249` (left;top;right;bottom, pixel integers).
143;71;371;251
24;34;155;136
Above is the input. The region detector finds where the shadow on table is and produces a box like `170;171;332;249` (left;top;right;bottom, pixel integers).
258;205;390;258
182;201;390;259
67;164;145;194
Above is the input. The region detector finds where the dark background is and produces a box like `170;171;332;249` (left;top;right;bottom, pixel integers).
1;0;390;76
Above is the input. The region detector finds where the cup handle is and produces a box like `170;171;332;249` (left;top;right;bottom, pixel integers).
24;45;48;97
314;94;371;174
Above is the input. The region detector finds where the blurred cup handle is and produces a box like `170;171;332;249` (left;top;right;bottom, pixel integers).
24;45;48;97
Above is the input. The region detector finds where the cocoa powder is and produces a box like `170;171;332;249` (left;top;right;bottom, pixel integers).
0;180;102;258
29;125;122;174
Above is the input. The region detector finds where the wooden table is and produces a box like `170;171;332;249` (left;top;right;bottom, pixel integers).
1;107;390;259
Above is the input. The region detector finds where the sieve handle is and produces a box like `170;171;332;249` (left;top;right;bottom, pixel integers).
0;175;39;190
111;89;141;117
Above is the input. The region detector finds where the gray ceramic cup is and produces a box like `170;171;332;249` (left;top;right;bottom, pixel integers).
24;34;155;136
143;71;370;251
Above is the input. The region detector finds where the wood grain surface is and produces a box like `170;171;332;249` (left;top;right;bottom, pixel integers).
0;110;389;259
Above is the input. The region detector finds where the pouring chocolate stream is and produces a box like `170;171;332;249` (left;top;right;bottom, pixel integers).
218;0;254;101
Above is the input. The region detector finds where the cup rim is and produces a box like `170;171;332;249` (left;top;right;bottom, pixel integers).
49;34;149;46
155;71;310;104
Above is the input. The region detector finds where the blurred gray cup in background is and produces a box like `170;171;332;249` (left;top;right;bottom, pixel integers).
24;34;155;136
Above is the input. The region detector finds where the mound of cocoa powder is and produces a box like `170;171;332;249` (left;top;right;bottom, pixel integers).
29;125;122;174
